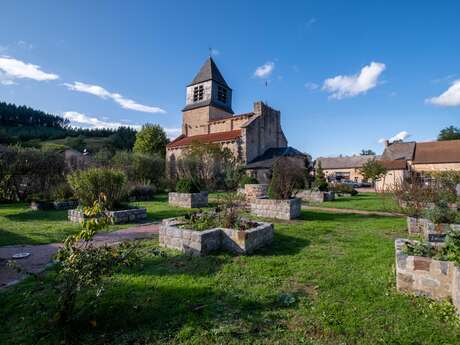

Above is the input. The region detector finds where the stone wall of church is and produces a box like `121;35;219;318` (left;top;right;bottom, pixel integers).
183;105;232;136
242;102;288;163
208;113;254;134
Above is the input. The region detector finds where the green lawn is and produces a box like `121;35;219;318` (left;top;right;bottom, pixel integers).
308;192;400;213
0;194;209;246
1;209;460;344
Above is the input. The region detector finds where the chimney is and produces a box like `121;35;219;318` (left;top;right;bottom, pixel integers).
383;140;389;148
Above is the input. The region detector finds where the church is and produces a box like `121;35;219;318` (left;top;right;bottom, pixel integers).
166;57;306;183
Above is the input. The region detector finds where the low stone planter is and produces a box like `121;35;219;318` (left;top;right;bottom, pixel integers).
159;218;274;255
30;201;53;210
168;192;208;208
53;200;78;210
244;184;268;201
406;217;426;234
420;219;460;243
395;238;460;314
250;197;301;220
68;208;147;224
296;190;335;203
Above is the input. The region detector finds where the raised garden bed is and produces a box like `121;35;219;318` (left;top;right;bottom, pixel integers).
68;207;147;224
395;238;460;314
168;192;208;208
250;197;301;220
296;190;335;203
244;184;268;201
159;218;274;255
408;218;460;243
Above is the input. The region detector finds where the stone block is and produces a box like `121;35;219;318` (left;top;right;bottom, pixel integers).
168;192;208;208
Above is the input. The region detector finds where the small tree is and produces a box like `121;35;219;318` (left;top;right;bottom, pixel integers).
268;158;305;199
360;159;387;191
133;124;169;156
438;125;460;141
314;161;328;191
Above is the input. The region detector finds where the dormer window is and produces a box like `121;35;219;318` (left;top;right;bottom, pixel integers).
217;86;227;103
193;85;204;102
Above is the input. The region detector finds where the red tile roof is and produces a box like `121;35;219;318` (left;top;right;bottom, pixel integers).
167;130;242;149
378;159;407;170
413;140;460;164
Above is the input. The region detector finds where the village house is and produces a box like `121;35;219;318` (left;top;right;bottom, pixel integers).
315;155;378;183
166;57;307;182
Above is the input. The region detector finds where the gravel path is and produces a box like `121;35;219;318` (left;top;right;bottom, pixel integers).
0;224;159;289
301;205;403;217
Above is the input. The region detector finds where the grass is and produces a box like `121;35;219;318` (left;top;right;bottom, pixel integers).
1;208;460;344
307;192;400;213
0;194;210;246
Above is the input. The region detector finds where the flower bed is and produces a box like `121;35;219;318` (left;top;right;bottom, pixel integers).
250;197;301;220
68;208;147;224
168;192;208;208
159;218;274;255
395;238;460;313
296;190;335;203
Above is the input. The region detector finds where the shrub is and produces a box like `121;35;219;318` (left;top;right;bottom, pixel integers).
239;175;259;188
176;178;200;193
128;182;156;201
51;183;74;201
330;183;358;196
268;157;305;199
314;161;328;191
67;168;127;210
424;200;457;225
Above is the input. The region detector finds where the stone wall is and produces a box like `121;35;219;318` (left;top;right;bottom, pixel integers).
168;192;208;208
244;184;268;201
53;200;78;210
296;190;335;203
68;208;147;224
159;218;274;255
395;238;460;313
250;197;301;220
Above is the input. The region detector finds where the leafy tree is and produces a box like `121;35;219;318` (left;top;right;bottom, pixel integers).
360;159;387;190
268;157;305;199
360;149;376;156
133;124;169;156
314;161;328;191
109;126;137;150
438;126;460;141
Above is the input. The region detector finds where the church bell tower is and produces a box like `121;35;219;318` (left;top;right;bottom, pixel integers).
182;57;233;136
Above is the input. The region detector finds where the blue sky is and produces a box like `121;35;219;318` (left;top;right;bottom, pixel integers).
0;0;459;158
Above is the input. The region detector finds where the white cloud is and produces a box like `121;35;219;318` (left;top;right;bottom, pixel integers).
304;82;319;91
163;127;182;139
64;81;166;114
254;62;275;79
63;111;141;130
322;62;386;99
0;56;59;82
378;130;410;144
426;80;460;107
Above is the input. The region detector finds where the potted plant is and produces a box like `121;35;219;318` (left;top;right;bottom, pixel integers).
168;178;208;208
250;158;304;220
67;167;147;224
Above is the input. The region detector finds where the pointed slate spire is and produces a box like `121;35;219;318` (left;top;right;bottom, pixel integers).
188;57;230;88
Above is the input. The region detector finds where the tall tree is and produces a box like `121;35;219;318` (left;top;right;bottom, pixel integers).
360;149;376;156
438;126;460;141
133;124;169;156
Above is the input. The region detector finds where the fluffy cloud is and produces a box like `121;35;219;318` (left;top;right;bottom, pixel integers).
378;130;410;144
323;62;385;99
426;80;460;107
0;56;59;83
63;111;141;130
163;127;182;139
64;81;166;114
254;62;275;78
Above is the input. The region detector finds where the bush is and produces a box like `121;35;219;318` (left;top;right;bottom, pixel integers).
268;158;305;199
128;182;156;201
67;168;127;210
176;178;200;193
239;175;259;188
424;200;457;225
330;183;358;196
51;182;74;201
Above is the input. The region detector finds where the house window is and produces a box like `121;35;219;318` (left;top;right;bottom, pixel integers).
217;86;227;103
193;85;204;102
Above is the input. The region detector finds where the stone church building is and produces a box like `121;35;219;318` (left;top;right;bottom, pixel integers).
166;57;306;182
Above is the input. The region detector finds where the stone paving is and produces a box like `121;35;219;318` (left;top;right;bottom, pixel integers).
0;224;159;289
